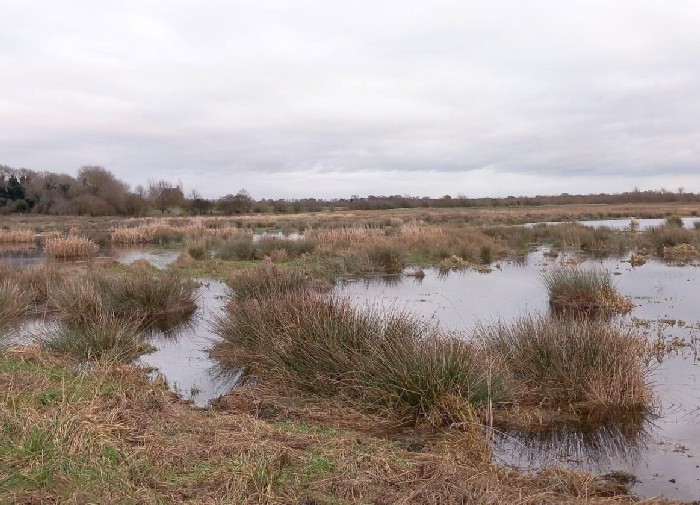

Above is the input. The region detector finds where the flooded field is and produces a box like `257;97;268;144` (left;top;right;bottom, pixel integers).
3;219;700;500
526;216;700;230
339;251;700;500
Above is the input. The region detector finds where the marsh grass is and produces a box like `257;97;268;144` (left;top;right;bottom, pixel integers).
51;270;198;329
478;315;652;421
365;243;406;274
0;229;35;243
0;264;61;308
542;267;633;315
42;312;150;361
215;289;505;423
225;261;314;301
0;278;31;326
0;347;639;504
43;236;100;260
639;224;698;257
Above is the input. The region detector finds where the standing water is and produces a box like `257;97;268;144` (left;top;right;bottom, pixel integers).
338;251;700;501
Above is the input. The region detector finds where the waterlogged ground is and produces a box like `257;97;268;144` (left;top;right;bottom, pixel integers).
3;225;700;499
526;216;700;230
137;279;244;408
338;251;700;501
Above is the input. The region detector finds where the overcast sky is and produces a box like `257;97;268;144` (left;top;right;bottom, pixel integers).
2;1;699;199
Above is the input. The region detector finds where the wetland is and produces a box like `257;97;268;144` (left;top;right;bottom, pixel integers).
2;206;700;503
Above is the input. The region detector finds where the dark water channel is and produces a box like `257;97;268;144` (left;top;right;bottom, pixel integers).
339;251;700;501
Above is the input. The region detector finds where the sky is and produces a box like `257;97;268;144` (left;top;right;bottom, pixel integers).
1;0;700;199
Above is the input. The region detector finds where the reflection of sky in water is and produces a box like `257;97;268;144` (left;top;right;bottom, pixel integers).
0;246;181;269
525;216;700;231
338;253;700;501
110;247;180;269
137;280;243;407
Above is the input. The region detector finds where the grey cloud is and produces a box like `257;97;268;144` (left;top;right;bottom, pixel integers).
1;0;700;198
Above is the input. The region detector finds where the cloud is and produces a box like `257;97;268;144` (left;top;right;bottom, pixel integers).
1;0;699;197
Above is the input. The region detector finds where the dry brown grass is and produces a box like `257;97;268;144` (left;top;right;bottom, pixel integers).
111;219;244;244
0;347;665;504
43;236;100;260
0;229;35;244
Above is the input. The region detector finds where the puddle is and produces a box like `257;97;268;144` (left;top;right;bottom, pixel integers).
252;231;304;242
136;279;242;407
525;217;700;231
110;247;180;269
338;252;700;501
0;246;180;269
0;245;44;267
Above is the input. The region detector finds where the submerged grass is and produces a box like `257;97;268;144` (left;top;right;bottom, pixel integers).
479;315;652;421
542;267;634;315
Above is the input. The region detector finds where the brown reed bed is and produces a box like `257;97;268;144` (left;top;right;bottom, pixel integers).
0;229;35;244
43;236;100;260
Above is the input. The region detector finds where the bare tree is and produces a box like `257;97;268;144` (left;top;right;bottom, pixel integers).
148;180;185;213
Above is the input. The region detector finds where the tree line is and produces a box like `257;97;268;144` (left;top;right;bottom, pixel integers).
1;164;698;216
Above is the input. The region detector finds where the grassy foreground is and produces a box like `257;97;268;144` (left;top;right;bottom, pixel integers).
0;348;672;504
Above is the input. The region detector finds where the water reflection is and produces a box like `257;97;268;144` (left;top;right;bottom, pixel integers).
493;419;653;472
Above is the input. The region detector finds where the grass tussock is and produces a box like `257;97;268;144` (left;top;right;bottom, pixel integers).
542;267;633;315
0;229;35;243
479;315;652;421
0;278;31;326
42;312;149;361
50;269;198;329
225;261;314;300
43;236;100;260
215;289;505;424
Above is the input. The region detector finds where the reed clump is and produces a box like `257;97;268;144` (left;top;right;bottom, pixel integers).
42;312;150;361
542;268;633;315
478;315;652;421
215;289;505;423
51;270;198;329
639;224;698;257
0;229;35;244
225;261;312;301
0;278;31;326
43;236;100;260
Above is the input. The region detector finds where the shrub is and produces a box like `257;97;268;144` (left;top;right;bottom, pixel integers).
478;315;652;420
542;268;633;315
44;237;100;260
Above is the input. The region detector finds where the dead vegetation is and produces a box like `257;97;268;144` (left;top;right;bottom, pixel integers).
0;347;668;504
